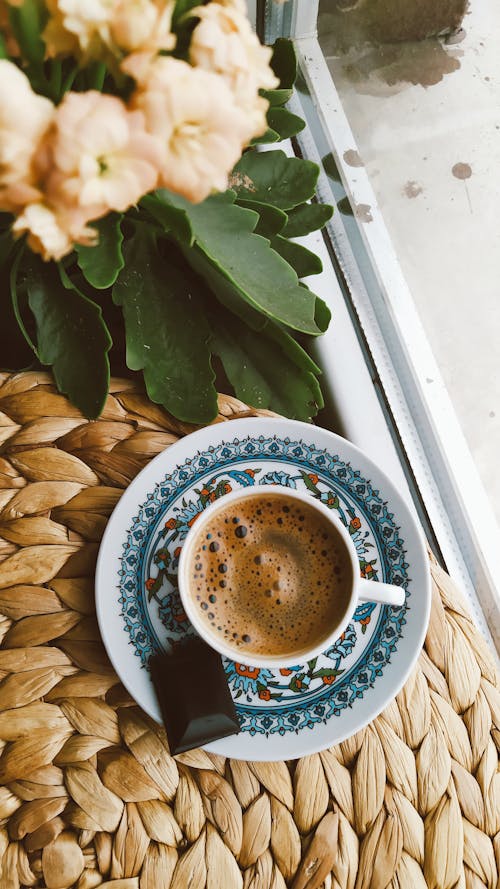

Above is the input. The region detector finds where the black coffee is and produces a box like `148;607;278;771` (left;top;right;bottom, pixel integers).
186;491;353;660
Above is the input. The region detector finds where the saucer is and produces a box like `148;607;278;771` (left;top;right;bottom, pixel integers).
96;418;431;761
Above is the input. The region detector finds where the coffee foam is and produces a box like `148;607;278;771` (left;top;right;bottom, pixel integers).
187;492;353;659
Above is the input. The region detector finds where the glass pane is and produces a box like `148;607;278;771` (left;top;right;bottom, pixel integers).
318;1;500;525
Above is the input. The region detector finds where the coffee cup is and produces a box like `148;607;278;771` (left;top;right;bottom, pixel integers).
178;486;405;668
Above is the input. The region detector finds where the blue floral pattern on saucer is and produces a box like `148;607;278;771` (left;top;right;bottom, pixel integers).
118;434;410;737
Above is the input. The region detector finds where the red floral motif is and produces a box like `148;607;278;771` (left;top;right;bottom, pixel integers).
359;617;371;626
244;469;255;478
223;483;232;494
280;668;293;676
174;611;187;623
208;492;217;502
308;473;319;485
201;487;210;496
174;546;182;559
235;664;260;679
350;517;362;531
164;518;176;530
188;512;202;526
322;674;336;685
258;688;271;700
145;578;155;591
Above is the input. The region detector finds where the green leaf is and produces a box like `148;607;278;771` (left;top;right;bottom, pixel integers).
141;192;194;247
76;214;124;289
231;150;319;210
236;201;287;239
265;323;322;375
0;249;35;371
299;470;321;495
8;0;46;64
314;294;331;333
250;127;280;145
164;190;322;335
312;668;344;679
211;314;323;421
270;235;322;278
21;256;112;418
113;225;218;424
283;202;334;238
0;32;8;59
260;87;293;106
267;107;305;140
270;38;297;89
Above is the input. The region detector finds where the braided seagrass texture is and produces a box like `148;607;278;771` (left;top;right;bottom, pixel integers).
0;372;498;889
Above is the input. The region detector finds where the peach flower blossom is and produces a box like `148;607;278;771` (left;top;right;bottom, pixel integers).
41;90;162;216
43;0;114;59
12;203;79;261
189;3;278;137
43;0;175;60
125;55;253;202
110;0;175;54
0;60;54;214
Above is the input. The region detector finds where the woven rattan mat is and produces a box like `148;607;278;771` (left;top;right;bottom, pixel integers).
0;372;498;889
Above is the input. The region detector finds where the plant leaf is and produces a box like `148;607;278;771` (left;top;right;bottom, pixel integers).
270;235;323;278
314;292;332;332
0;250;35;371
231;150;319;210
236;201;287;239
22;255;111;418
211;314;324;421
282;202;334;238
260;87;293;106
75;213;124;289
162;190;323;335
141;193;194;246
250;127;280;145
270;38;297;89
267;107;305;140
113;225;218;424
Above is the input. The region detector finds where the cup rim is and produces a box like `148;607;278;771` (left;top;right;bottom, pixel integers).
177;485;360;668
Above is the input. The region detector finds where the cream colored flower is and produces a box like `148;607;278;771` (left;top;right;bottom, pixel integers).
125;56;253;202
110;0;175;54
12;203;77;261
44;0;113;59
0;60;54;214
43;90;162;214
43;0;175;60
189;3;278;128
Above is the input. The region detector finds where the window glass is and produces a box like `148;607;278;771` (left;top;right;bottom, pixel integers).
318;1;500;524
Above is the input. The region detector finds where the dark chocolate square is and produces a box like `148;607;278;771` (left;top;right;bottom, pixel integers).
149;637;240;754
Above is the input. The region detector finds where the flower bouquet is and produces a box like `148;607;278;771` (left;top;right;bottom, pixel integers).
0;0;333;423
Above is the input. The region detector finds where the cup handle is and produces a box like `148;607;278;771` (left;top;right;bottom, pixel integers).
358;578;406;607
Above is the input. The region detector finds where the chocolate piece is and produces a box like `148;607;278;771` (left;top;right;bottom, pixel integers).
149;637;240;754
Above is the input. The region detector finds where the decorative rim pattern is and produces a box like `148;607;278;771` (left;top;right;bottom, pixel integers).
118;434;410;737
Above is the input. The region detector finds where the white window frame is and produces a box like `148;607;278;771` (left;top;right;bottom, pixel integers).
256;1;500;651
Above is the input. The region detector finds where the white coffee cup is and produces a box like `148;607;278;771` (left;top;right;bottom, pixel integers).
178;486;406;668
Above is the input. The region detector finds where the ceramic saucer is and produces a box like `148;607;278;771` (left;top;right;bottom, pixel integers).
96;418;431;761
